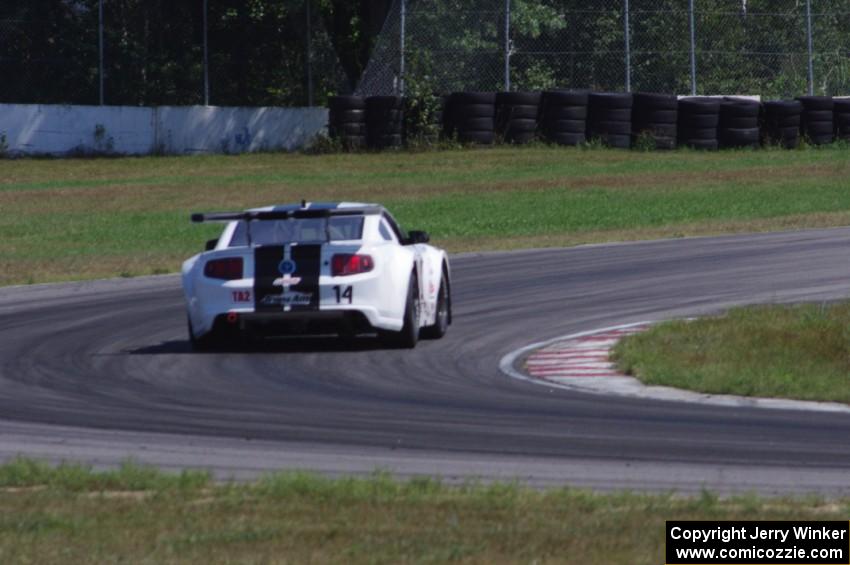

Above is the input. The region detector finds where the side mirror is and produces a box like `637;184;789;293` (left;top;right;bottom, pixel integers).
205;238;218;251
406;230;430;245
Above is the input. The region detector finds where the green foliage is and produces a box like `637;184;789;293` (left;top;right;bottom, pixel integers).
6;0;850;106
404;98;442;146
582;136;608;150
631;131;657;152
0;457;209;492
512;0;567;38
304;132;348;154
511;59;559;91
1;0;348;106
0;458;848;563
613;302;850;403
6;145;850;285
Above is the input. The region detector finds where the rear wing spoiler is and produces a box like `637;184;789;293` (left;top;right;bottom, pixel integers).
191;206;382;247
191;207;382;224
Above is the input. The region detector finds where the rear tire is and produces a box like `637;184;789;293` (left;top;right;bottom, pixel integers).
384;276;419;348
188;317;220;352
422;273;449;340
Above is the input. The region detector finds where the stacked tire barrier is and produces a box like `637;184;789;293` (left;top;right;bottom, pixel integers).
328;96;366;149
365;96;404;149
833;98;850;141
441;94;456;139
446;92;496;145
329;91;850;152
797;96;834;145
586;92;633;148
677;97;721;150
718;97;760;149
539;90;588;146
631;92;677;150
495;92;541;144
761;100;802;148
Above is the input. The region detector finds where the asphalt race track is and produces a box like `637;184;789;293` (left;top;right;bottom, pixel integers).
2;228;850;494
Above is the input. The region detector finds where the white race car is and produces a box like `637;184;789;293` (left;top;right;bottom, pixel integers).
182;202;451;350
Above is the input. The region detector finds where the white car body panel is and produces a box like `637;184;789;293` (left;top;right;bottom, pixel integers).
182;202;450;340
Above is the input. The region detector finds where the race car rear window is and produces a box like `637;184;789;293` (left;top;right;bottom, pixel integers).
228;216;364;247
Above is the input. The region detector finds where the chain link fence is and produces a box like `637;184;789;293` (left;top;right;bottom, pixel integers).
357;1;508;97
4;1;849;106
357;0;850;99
0;1;346;107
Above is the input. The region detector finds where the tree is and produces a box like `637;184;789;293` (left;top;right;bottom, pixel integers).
318;0;392;91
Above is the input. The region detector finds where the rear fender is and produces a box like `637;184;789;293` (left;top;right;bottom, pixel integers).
442;259;452;325
415;246;448;327
374;244;415;324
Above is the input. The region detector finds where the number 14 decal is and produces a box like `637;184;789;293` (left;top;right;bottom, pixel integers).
333;285;353;304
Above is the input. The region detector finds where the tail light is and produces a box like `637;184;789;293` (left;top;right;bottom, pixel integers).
204;257;243;280
332;254;374;276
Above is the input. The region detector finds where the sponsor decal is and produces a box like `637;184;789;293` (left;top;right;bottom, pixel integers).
278;259;297;275
261;291;313;306
256;244;320;312
231;290;251;302
423;302;435;322
272;275;302;287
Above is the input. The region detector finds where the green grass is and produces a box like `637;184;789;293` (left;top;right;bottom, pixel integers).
3;145;850;285
612;302;850;403
0;458;847;564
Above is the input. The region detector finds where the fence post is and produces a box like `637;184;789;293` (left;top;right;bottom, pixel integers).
399;0;406;96
688;0;697;95
306;0;313;106
98;0;104;105
806;0;814;95
624;0;631;92
504;0;511;91
203;0;209;105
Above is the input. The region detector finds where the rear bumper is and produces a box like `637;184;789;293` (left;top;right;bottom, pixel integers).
194;305;400;339
212;310;377;337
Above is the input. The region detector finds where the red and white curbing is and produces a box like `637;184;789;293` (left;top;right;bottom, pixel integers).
525;325;649;381
499;321;850;414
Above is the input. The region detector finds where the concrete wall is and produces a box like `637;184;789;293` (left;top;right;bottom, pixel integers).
0;104;328;156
